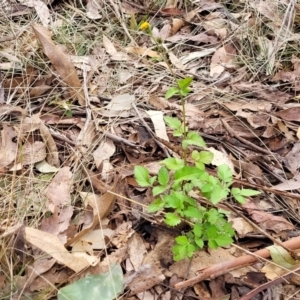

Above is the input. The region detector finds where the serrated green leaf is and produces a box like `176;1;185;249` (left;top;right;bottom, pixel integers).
158;166;169;186
152;185;167;196
149;176;157;185
177;77;193;89
195;237;204;248
208;239;218;249
193;223;203;237
201;183;213;193
199;151;214;164
214;235;233;247
186;243;196;258
174;166;203;182
165;213;181;226
231;188;246;204
164;116;182;129
163;194;182;209
182;131;206;149
235;195;246;204
179;87;191;97
239;189;261;197
175;235;188;245
165;87;179;99
183;206;203;220
210;186;229;204
206;209;219;224
147;198;165;213
162;157;184;170
173;128;184;137
173;244;187;261
134;166;151;187
217;164;233;184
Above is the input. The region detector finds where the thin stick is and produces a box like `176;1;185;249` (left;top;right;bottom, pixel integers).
174;235;300;290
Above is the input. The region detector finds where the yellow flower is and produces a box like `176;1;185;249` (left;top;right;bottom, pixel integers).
140;22;150;31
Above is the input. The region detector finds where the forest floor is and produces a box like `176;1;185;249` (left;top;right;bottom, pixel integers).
1;0;300;299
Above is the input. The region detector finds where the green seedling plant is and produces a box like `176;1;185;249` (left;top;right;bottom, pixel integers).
134;78;261;261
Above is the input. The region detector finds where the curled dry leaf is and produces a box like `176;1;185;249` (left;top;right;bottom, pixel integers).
32;24;85;105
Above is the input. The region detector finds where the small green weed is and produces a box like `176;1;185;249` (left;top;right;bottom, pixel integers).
134;78;261;261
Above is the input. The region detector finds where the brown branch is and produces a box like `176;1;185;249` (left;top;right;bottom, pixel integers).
174;235;300;290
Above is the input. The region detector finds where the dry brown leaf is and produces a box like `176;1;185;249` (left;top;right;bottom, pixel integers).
146;110;169;141
39;121;59;167
230;217;255;238
40;207;73;244
126;46;162;59
93;139;116;168
0;104;27;120
210;44;237;78
272;173;300;191
231;82;291;104
125;264;165;295
128;233;147;271
25;227;93;272
65;181;117;247
17;141;46;165
32;24;85;105
0;125;18;169
282;142;300;174
19;0;50;26
277;107;300;121
223;100;272;112
45;166;72;212
86;0;102;20
171;18;185;35
242;199;294;233
166;32;218;44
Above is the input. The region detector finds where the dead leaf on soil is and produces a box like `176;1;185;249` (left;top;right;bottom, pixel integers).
100;93;135;117
17;141;46;165
25;227;95;272
126;46;162;59
242;199;294;233
277;107;300;122
65;183;117;247
93;139;116;168
40;206;73;244
45;166;72;212
272;173;300;191
282;141;300;174
19;0;50;26
210;44;237;78
127;233;147;272
32;24;85;105
231;82;291;104
146;110;169;141
0;125;18;169
125;264;165;295
86;0;102;20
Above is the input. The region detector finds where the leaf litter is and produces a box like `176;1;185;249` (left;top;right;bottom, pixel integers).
1;0;300;299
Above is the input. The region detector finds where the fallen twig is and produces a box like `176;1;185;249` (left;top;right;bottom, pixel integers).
175;235;300;290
